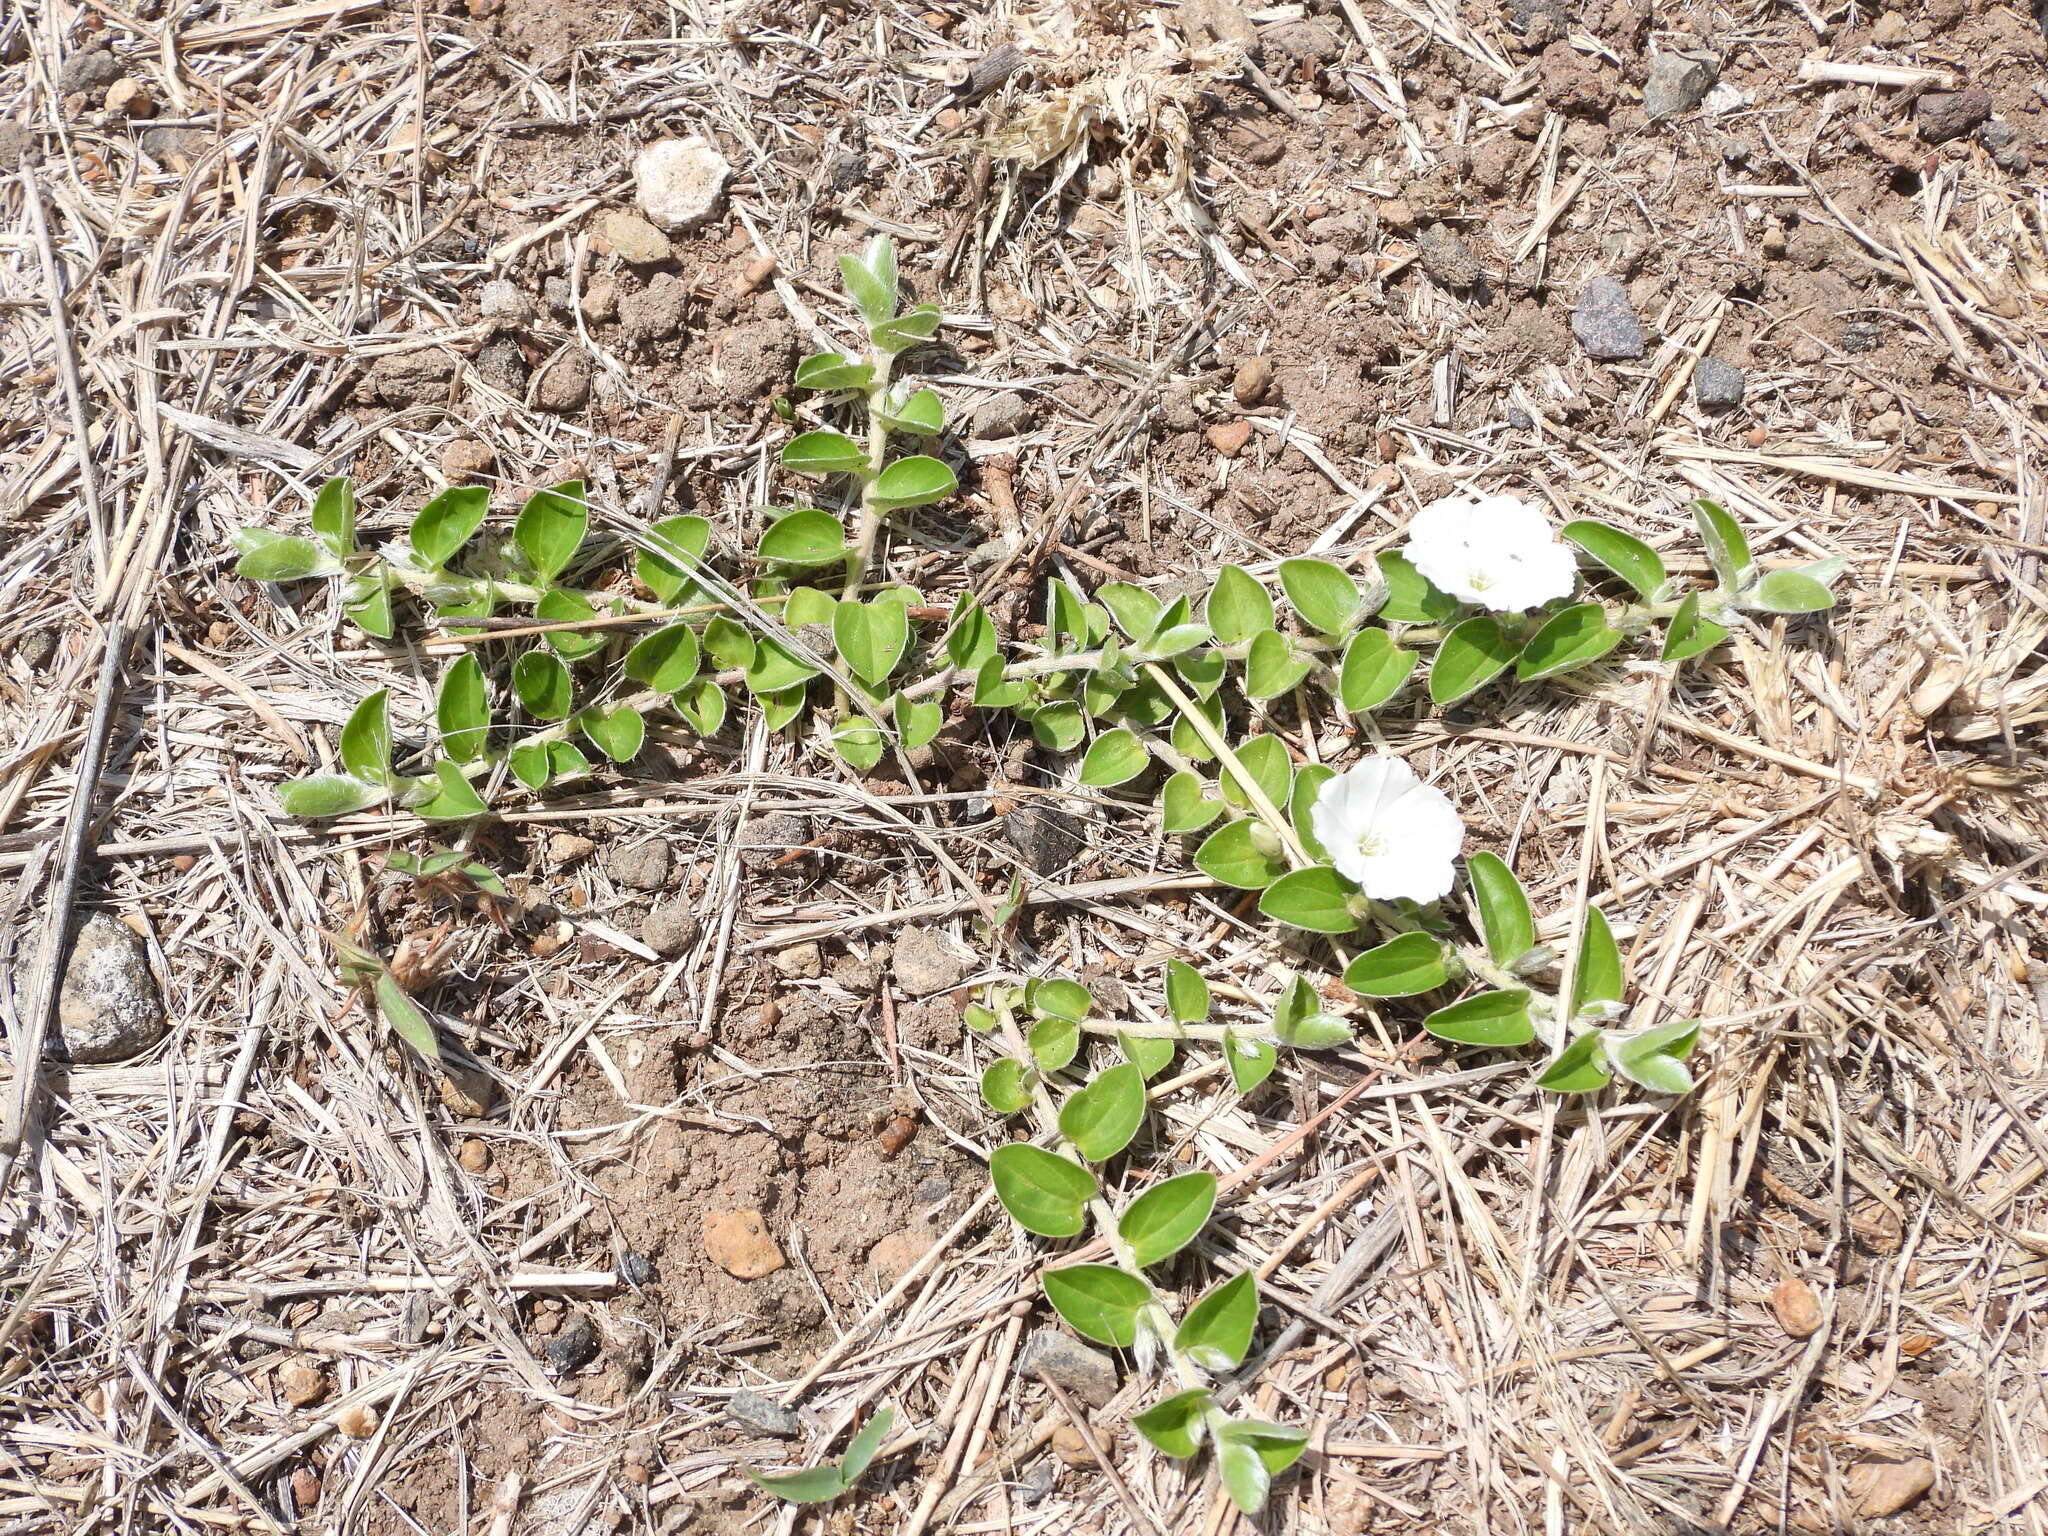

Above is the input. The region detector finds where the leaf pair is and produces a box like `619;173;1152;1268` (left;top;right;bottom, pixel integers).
747;1408;893;1505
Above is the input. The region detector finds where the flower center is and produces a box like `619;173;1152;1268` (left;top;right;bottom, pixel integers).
1354;830;1386;861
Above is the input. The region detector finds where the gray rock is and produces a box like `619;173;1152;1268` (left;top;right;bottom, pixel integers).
0;122;28;175
634;137;732;233
54;914;165;1064
474;337;528;394
893;926;971;995
534;349;593;413
1693;357;1746;410
739;812;809;872
1980;120;2028;172
1506;405;1535;430
478;279;532;328
140;126;204;167
1178;0;1257;51
618;272;690;344
546;1316;599;1374
1020;1328;1118;1408
365;349;455;407
547;832;597;866
641;903;701;958
1643;51;1719;120
914;1174;951;1206
1003;802;1083;876
608;839;673;892
971;393;1033;441
1506;0;1571;33
1839;320;1884;353
1570;276;1646;360
619;1250;657;1287
1416;224;1483;289
1261;18;1343;73
58;49;119;95
727;1390;802;1438
1917;89;1992;145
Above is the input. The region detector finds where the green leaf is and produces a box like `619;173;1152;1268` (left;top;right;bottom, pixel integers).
833;599;909;685
509;741;553;790
893;692;942;750
410;485;489;568
793;352;874;392
414;760;490;822
1258;867;1360;934
1270;973;1351;1047
436;654;491;763
946;596;997;670
1423;989;1535;1048
744;635;818;694
510;651;572;720
1216;1421;1308;1515
340;689;393;785
1343;933;1449;998
745;1465;847;1505
431;579;495;637
1165;958;1209;1023
1218;734;1292;815
534;587;605;659
1096;582;1162;643
1205;565;1273;644
1041;1264;1153;1348
637;514;711;603
624;624;702;692
547;740;590;781
1278;557;1361;635
1029;978;1094;1022
1289;763;1334;860
1193;820;1288;889
838;1405;894;1483
1243;629;1312;700
972;654;1025;709
675;678;727;734
1148;621;1211;657
879;386;944;435
1429;615;1519;704
343;569;396;639
1080;728;1149;787
278;773;385;818
1607;1018;1700;1094
838;242;897;326
1132;1390;1212;1459
1028;702;1085;753
310;476;357;556
1563;519;1665;600
831;720;884;771
1571;907;1625;1018
1120;1033;1175;1079
988;1143;1097;1238
1377;550;1457;623
374;972;442;1064
1339;627;1417;713
1223;1029;1276;1094
1175;1271;1257;1371
578;705;646;763
1120;1171;1216;1267
1466;851;1536;967
759;684;805;732
233;529;338;582
870;455;957;511
1057;1063;1147;1163
781;430;867;476
1175;648;1228;700
1693;498;1754;591
871;303;943;353
514;481;588;582
1660;590;1728;663
980;1058;1032;1114
1749;569;1835;614
1027;1016;1079;1073
1516;602;1623;682
1536;1031;1613;1093
759;508;848;568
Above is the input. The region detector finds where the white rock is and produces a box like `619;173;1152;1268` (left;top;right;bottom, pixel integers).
479;278;533;327
55;913;166;1063
634;137;732;234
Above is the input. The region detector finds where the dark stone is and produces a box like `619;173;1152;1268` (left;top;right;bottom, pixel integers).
1416;223;1483;288
727;1390;802;1438
1980;119;2028;172
739;812;809;872
546;1316;599;1374
473;337;528;394
1642;51;1719;120
1019;1328;1118;1407
619;1250;658;1287
1506;405;1535;430
1571;276;1646;360
1002;802;1083;876
57;49;119;95
1917;89;1992;144
1839;320;1884;353
1693;357;1746;410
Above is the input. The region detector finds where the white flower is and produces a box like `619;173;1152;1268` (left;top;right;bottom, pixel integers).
1309;757;1464;903
1403;492;1577;612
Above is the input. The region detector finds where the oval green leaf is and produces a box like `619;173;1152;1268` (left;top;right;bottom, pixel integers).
870;455;957;511
1429;615;1519;704
1080;728;1150;788
624;624;702;692
781;429;867;476
988;1143;1097;1238
1422;989;1536;1047
1175;1271;1257;1371
410;485;489;568
1278;557;1361;635
1165;958;1209;1023
1466;851;1536;967
980;1058;1032;1114
577;705;646;763
1193;820;1288;889
1571;906;1625;1018
1206;564;1273;644
1536;1030;1613;1093
1041;1264;1152;1348
1342;932;1449;998
1517;602;1623;682
1243;629;1311;701
1258;866;1360;934
1563;519;1666;600
278;774;385;819
1120;1171;1217;1267
436;654;491;762
759;508;848;568
1338;627;1417;713
512;650;573;720
515;481;588;583
1057;1062;1147;1163
1162;771;1224;835
833;599;909;686
1377;550;1457;623
340;689;392;784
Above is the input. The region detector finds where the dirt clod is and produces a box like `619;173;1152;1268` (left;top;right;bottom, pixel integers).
547;833;596;867
105;78;155;117
1207;420;1253;458
599;210;672;265
440;438;494;481
280;1363;328;1408
1571;276;1646;360
458;1138;491;1173
1917;89;1993;144
1003;803;1083;875
336;1405;379;1439
1849;1456;1935;1517
606;838;672;892
1416;224;1483;289
641;903;701;957
635;137;732;233
1232;355;1275;407
702;1209;785;1279
534;349;594;412
892;927;971;995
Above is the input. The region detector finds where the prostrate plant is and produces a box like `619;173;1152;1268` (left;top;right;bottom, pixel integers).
232;237;969;813
972;972;1331;1515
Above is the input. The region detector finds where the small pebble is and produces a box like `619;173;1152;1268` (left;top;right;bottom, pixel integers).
1571;276;1646;360
727;1390;802;1439
1917;88;1992;145
634;136;732;233
640;903;701;958
457;1138;491;1173
104;78;154;117
1693;356;1746;411
534;349;594;413
478;278;532;327
1232;355;1275;407
279;1363;328;1409
336;1405;379;1439
739;254;778;291
1871;10;1910;45
547;832;596;867
1020;1329;1118;1408
1771;1276;1823;1338
1415;223;1483;288
439;438;494;481
1839;320;1883;353
546;1316;600;1374
619;1250;657;1287
1642;50;1719;120
599;210;672;266
1206;420;1253;458
702;1209;785;1279
292;1467;321;1510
